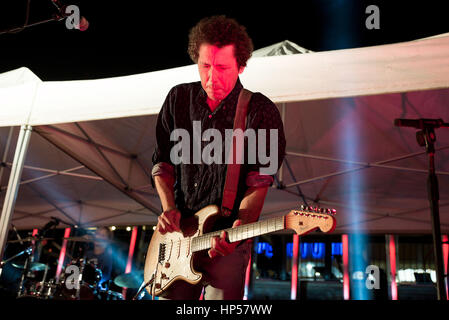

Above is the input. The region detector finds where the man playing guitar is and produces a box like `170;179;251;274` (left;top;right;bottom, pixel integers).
151;15;286;300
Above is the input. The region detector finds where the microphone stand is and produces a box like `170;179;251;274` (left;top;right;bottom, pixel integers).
407;120;448;300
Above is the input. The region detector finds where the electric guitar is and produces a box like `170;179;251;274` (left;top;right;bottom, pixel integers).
143;204;336;297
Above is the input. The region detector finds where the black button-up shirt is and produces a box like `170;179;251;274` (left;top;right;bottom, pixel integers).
152;78;286;228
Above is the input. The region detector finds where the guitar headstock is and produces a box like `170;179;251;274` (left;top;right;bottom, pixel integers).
285;205;336;235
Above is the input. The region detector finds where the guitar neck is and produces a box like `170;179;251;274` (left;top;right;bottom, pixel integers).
191;216;285;253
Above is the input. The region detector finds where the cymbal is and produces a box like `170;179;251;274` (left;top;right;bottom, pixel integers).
113;270;144;289
62;236;92;242
12;262;47;271
7;237;53;244
63;236;110;243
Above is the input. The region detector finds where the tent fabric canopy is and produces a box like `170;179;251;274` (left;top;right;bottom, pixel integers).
1;33;449;126
1;35;449;234
251;40;313;56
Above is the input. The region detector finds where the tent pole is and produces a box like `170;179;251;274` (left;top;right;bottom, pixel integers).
0;125;32;260
0;127;14;186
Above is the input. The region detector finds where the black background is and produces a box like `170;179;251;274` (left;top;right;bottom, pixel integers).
0;0;448;81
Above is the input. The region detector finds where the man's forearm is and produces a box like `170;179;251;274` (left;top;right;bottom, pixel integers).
237;186;268;224
154;175;176;212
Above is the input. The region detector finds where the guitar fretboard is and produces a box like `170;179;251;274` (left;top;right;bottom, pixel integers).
191;216;285;253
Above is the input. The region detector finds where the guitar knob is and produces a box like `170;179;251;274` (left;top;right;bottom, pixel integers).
165;262;170;268
155;283;161;289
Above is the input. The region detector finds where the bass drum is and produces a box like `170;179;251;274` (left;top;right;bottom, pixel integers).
53;260;102;300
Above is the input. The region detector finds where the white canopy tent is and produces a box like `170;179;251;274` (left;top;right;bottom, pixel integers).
1;33;449;240
251;40;313;56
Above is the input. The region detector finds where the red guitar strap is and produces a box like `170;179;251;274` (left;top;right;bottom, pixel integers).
221;88;253;217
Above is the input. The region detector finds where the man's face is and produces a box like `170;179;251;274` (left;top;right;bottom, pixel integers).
198;43;245;102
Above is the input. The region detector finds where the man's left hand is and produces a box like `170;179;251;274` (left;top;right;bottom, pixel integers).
208;219;242;258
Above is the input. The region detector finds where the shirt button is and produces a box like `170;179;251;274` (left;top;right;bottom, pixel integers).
194;182;198;187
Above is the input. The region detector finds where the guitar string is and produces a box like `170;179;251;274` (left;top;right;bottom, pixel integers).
163;214;332;254
165;222;273;253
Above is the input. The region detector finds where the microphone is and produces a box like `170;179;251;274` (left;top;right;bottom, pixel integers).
394;118;449;129
40;217;60;235
75;16;89;31
11;224;24;245
50;216;61;223
50;216;77;228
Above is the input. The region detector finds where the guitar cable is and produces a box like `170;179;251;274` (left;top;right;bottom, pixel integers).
132;266;158;300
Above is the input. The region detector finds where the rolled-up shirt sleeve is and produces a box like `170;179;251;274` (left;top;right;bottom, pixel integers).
151;162;175;178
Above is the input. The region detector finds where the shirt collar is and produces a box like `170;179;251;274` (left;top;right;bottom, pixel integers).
196;77;243;111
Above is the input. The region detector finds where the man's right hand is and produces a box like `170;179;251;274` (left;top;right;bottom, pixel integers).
156;208;181;234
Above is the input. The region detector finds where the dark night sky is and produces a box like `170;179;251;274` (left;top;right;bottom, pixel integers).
0;0;448;81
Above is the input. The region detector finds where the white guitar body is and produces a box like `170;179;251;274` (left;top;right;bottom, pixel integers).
144;205;220;297
144;204;336;297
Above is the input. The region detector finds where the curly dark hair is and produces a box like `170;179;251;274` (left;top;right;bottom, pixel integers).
188;15;253;68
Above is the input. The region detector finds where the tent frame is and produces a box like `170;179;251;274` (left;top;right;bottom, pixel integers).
0;125;32;259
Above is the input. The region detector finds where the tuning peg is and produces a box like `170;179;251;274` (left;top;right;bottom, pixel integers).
322;208;337;215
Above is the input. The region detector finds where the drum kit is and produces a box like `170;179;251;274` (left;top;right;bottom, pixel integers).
0;221;145;301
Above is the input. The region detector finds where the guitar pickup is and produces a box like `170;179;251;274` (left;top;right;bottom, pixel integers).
158;243;166;263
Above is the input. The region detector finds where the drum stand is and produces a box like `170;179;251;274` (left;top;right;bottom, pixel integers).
395;118;449;300
38;264;50;296
0;246;31;278
76;258;86;300
17;246;33;297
